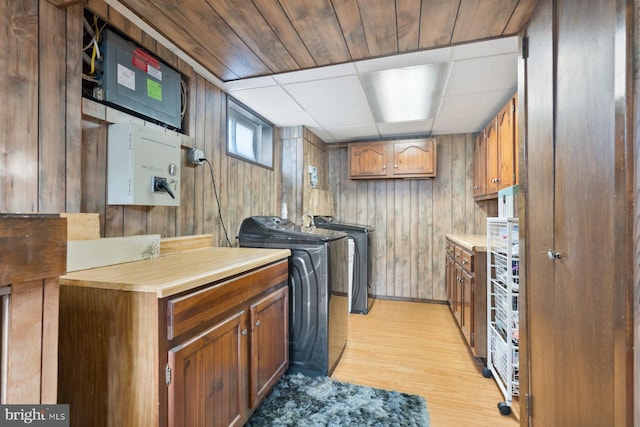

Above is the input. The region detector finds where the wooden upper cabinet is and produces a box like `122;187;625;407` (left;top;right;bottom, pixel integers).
349;138;437;179
349;143;388;177
473;131;486;197
485;117;500;194
392;140;436;176
474;94;518;199
497;98;517;190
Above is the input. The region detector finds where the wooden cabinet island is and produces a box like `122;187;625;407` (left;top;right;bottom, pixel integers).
58;246;290;427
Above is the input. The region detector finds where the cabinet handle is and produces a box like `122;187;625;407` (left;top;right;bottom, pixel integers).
241;329;248;336
394;164;398;168
462;259;468;265
383;165;387;169
255;320;261;327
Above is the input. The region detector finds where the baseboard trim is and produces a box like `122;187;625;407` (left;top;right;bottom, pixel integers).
372;295;448;305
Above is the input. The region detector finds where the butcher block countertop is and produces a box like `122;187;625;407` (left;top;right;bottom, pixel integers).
60;247;291;298
446;233;488;252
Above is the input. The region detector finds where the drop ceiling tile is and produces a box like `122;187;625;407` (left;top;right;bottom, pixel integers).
262;111;319;127
284;75;369;110
451;37;519;61
306;127;336;142
377;120;432;137
355;46;452;73
433;89;515;134
443;54;517;96
273;63;356;84
308;104;374;128
324;124;380;141
223;75;277;91
228;86;302;115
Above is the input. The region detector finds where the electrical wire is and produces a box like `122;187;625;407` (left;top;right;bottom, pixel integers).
180;79;187;119
203;158;232;247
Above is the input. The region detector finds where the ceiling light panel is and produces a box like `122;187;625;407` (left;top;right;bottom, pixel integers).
361;63;448;123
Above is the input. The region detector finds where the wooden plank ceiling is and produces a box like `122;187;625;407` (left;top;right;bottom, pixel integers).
113;0;539;82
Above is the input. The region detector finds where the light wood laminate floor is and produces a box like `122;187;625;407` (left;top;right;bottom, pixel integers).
331;300;519;427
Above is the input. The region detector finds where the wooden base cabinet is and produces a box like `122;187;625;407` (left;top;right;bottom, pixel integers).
168;286;288;427
444;236;487;359
168;310;247;427
249;287;289;408
59;259;289;427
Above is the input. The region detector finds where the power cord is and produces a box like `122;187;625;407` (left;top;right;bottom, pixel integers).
202;158;233;247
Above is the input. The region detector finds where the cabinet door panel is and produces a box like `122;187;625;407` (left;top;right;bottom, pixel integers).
497;99;516;190
445;255;455;309
392;140;435;176
249;286;288;409
168;311;247;427
460;269;473;347
349;143;388;177
454;265;463;325
485;118;499;194
473;132;486;197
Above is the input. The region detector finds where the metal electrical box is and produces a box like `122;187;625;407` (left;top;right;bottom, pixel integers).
100;30;182;129
108;123;181;206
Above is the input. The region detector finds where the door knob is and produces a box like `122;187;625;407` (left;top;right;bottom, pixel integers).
547;249;561;260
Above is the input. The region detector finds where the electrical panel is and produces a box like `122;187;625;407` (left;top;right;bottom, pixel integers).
100;29;182;129
108;123;181;206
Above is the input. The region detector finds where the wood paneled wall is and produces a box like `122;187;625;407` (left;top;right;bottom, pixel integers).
280;126;328;224
2;1;494;304
328;135;496;301
0;0;82;213
1;0;281;246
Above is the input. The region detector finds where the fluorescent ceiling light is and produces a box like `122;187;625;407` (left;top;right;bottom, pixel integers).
361;63;448;123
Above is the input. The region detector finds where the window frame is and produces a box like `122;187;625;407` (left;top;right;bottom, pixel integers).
226;96;274;169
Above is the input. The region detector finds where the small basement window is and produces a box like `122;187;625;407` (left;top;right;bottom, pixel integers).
227;97;273;168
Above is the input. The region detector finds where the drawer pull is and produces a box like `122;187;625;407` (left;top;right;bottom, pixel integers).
255;320;261;327
242;329;248;336
462;259;469;265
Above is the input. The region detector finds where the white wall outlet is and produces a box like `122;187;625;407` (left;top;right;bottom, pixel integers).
188;148;205;166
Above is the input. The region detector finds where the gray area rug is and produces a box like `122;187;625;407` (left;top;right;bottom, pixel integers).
246;373;430;426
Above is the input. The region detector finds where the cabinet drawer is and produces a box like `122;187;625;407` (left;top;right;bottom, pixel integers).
460;249;474;273
167;260;288;340
446;241;455;257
